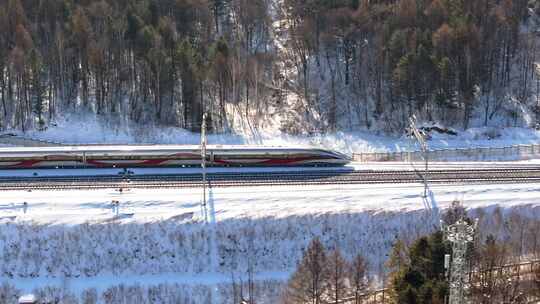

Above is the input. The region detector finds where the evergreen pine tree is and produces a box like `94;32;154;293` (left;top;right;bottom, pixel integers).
390;232;449;304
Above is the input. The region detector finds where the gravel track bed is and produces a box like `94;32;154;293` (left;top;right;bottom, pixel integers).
0;168;539;190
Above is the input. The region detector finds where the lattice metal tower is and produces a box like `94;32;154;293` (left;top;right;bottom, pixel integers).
444;219;477;304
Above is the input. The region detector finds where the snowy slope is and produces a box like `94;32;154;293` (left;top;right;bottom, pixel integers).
0;181;539;303
7;112;540;155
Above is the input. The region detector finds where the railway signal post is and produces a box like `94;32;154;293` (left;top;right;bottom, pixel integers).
534;63;540;127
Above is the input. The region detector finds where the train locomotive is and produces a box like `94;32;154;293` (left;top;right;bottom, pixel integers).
0;145;351;169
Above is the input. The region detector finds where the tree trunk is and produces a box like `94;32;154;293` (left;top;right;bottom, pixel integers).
0;65;6;123
182;67;201;131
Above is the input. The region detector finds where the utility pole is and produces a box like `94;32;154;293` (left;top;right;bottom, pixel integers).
201;112;208;222
443;218;477;304
409;115;429;198
535;63;540;125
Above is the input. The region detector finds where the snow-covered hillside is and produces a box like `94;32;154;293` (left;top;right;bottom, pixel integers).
0;182;539;303
7;113;540;155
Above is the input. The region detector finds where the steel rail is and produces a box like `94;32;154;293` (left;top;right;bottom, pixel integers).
1;167;540;190
2;167;540;181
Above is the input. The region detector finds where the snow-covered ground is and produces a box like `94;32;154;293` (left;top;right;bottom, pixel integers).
1;182;539;225
0;163;538;300
0;182;537;271
6;113;540;154
0;184;540;291
2;114;540;302
0;181;539;302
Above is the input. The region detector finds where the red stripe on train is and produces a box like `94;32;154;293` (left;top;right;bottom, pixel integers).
8;160;44;168
213;157;322;165
85;159;170;167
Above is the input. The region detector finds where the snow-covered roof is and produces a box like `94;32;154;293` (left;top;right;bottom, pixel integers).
18;294;37;304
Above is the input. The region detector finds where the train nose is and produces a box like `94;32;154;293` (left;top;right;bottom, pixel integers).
332;150;352;162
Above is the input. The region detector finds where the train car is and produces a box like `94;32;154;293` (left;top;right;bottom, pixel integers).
0;145;351;169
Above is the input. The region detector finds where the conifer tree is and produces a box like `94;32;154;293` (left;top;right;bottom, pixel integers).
390;232;449;304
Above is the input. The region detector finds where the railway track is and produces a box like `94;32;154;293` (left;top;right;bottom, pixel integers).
0;167;540;190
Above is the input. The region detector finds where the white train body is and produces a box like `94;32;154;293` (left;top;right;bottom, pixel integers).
0;145;351;168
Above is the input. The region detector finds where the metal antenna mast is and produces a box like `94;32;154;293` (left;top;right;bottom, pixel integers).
408;115;429;198
444;219;477;304
201;112;208;222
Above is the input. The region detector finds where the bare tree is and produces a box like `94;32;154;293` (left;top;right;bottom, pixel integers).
471;235;525;304
326;248;350;303
282;237;328;304
442;200;468;225
533;262;540;301
350;253;369;304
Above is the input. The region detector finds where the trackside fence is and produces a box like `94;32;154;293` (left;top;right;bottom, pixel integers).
353;144;540;162
0;134;63;147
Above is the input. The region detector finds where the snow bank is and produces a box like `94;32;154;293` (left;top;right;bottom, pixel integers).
8;112;540;154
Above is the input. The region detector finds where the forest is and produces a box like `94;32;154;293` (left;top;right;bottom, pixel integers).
0;0;539;133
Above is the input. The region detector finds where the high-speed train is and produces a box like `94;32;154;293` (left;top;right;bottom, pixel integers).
0;145;351;169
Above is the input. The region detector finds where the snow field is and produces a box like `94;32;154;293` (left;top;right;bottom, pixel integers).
1;182;540;224
0;182;539;303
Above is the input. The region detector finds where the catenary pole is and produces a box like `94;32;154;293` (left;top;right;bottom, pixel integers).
409;115;429;198
201;112;208;222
